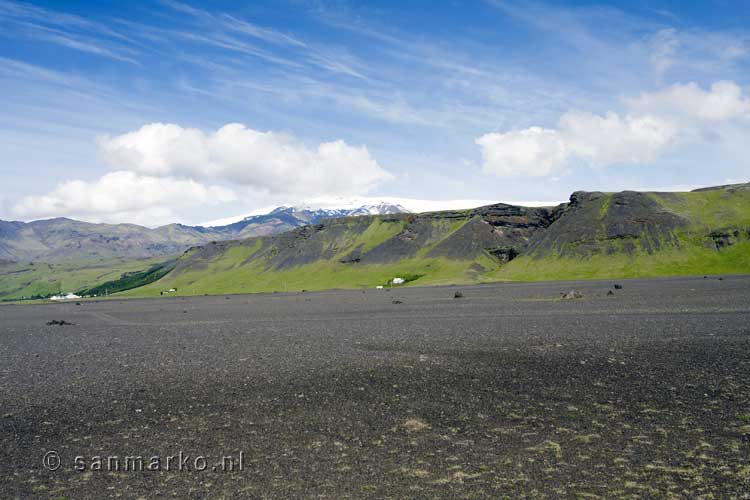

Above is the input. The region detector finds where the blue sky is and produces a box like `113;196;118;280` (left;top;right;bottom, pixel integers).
1;0;749;225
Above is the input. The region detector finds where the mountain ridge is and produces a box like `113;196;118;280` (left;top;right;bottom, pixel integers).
2;183;748;300
119;182;750;297
0;203;411;263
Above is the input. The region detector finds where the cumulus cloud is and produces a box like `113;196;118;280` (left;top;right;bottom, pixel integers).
559;111;677;166
626;81;750;121
98;122;392;197
11;171;236;225
477;80;748;178
11;122;392;225
476;112;676;177
475;127;567;177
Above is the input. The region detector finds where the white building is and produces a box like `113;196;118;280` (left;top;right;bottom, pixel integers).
50;293;81;301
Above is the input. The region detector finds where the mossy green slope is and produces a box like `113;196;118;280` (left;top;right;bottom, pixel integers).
122;184;750;297
494;184;750;280
122;204;554;296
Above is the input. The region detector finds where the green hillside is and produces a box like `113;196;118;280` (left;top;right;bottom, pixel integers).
493;185;750;281
120;184;750;297
120;204;555;296
0;256;171;301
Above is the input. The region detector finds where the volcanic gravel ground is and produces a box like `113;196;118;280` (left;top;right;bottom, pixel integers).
2;276;750;499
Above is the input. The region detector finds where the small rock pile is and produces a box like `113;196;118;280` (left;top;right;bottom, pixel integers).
46;319;74;326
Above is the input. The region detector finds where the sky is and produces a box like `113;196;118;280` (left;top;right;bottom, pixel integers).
1;0;749;226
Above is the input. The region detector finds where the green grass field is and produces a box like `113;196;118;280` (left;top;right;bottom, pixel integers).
493;241;750;281
0;256;173;300
120;253;487;297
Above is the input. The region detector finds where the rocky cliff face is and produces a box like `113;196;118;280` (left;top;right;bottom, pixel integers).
525;191;687;257
5;184;749;298
174;202;563;275
102;183;750;296
180;183;749;279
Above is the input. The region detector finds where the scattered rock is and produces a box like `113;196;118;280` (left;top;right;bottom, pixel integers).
454;291;464;299
560;290;583;300
708;230;740;249
402;418;430;432
46;319;74;326
613;284;623;289
487;246;519;263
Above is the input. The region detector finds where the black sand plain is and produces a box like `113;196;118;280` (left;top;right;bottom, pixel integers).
2;276;750;499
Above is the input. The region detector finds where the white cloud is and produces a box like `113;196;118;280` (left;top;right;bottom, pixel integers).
477;80;750;178
98;122;392;197
559;111;677;166
626;81;750;121
476;112;675;177
11;171;236;225
475;127;567;177
10;122;392;225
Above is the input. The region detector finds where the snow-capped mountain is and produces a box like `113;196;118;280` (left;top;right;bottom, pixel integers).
349;201;412;215
201;201;410;228
287;202;409;218
0;204;409;263
205;203;410;238
0;198;559;263
198;196;562;240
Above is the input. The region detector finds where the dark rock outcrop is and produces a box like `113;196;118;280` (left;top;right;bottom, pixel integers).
526;191;687;258
708;229;741;249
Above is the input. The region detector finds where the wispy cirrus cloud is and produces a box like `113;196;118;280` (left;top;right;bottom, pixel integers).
159;0;368;79
0;0;140;63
